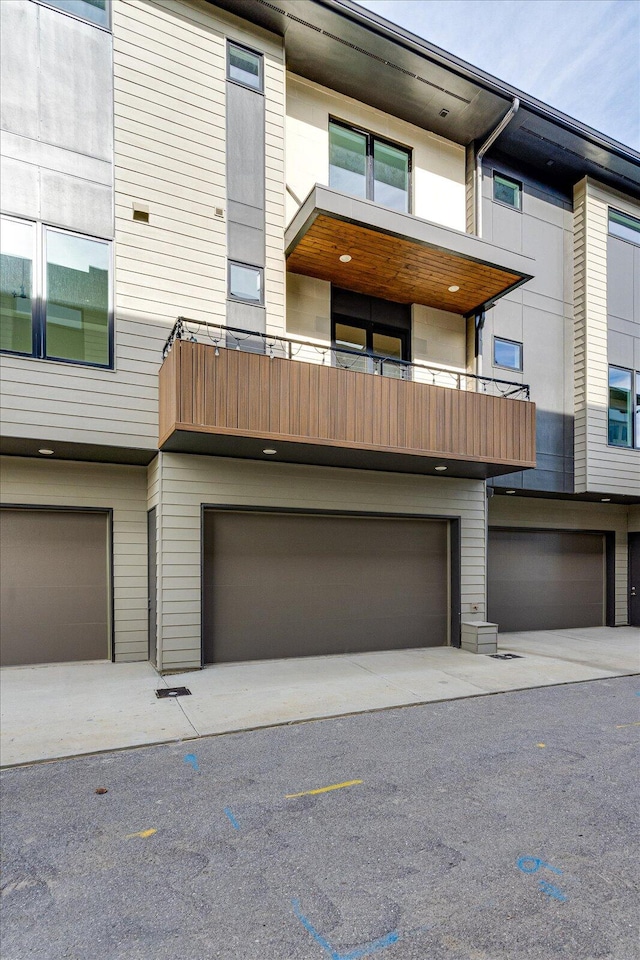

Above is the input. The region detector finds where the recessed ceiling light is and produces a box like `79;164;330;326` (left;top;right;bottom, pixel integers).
263;448;277;455
448;285;460;292
505;489;516;494
601;497;611;502
434;465;447;472
339;254;352;263
38;448;54;455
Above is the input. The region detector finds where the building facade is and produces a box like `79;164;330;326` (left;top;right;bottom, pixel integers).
1;0;638;672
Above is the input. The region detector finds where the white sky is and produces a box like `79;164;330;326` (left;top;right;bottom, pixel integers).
355;0;640;150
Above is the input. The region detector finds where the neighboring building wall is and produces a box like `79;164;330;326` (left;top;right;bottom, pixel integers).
0;456;148;660
285;74;466;232
0;1;160;451
112;0;285;332
573;178;640;496
482;160;574;493
489;495;631;625
153;453;487;671
0;0;113;237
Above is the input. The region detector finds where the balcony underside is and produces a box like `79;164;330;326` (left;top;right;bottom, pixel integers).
285;186;535;314
159;341;536;480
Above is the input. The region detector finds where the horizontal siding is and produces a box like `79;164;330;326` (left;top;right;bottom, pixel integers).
489;495;633;625
113;0;285;332
0;456;149;660
155;452;487;670
574;178;640;496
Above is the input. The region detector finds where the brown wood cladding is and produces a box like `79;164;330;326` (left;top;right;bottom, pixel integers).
159;341;536;468
286;216;522;314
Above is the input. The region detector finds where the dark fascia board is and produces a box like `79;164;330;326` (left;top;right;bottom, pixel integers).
0;436;156;466
210;0;639;194
285;184;535;310
326;0;639;164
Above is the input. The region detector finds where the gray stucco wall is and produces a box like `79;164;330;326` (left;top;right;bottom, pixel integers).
482;161;574;494
0;0;113;238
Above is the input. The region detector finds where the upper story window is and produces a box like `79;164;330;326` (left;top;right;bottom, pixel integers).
0;216;112;368
329;119;411;213
38;0;110;29
227;42;263;92
609;208;640;246
608;366;640;449
494;336;523;371
228;261;263;304
493;173;522;210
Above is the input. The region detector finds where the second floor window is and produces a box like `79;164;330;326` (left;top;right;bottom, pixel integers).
329;119;411;213
608;365;640;449
0;216;112;368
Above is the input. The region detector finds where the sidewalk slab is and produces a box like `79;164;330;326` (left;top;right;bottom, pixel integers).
1;628;638;767
0;661;197;766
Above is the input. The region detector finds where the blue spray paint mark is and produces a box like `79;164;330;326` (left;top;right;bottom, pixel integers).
223;807;241;831
291;899;399;960
517;856;562;876
184;753;199;772
538;879;567;902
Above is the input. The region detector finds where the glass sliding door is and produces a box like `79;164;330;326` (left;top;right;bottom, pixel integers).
373;141;410;212
329;124;367;199
329;119;410;213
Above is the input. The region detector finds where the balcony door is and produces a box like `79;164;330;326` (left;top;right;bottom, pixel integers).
331;287;410;377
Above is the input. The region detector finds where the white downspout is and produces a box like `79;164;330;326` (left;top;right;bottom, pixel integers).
473;97;520;378
475;97;520;239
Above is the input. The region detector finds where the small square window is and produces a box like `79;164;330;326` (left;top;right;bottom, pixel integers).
228;262;263;304
609;208;640;246
228;42;263;91
494;337;522;371
493;173;522;210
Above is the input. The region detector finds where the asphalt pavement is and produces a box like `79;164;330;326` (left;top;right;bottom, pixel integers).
1;676;639;960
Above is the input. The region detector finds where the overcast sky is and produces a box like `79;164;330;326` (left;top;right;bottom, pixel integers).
354;0;640;150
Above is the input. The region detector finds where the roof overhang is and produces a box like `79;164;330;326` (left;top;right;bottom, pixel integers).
285;185;535;314
211;0;640;200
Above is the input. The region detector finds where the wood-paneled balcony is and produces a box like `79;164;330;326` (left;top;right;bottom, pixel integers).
159;323;536;479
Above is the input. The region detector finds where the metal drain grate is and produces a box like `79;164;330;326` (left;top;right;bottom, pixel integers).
156;687;192;698
489;653;524;660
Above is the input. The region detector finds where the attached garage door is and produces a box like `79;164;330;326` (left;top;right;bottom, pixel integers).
0;509;110;666
488;528;605;632
203;511;449;662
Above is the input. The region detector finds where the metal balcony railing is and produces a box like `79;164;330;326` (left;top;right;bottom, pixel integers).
162;317;530;401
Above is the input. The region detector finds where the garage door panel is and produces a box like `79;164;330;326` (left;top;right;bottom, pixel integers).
0;510;109;666
204;511;449;662
488;528;605;633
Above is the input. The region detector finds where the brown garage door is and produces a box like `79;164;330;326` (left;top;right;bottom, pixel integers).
488;528;605;632
203;511;449;662
0;509;109;666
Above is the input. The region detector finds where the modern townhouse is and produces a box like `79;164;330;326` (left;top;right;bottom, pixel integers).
1;0;638;674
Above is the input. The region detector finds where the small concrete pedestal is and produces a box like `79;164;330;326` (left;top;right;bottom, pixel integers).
460;620;498;655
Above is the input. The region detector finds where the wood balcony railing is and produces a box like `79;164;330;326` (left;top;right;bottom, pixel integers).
159;322;536;479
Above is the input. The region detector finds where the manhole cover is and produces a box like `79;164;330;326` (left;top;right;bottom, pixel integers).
156;687;192;698
489;653;523;660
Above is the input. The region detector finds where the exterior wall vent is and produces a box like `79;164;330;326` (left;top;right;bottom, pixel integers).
132;203;149;223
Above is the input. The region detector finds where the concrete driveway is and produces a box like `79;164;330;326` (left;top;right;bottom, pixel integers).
1;627;638;767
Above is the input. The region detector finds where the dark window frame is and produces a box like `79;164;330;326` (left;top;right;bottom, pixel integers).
331;314;411;367
227;259;264;306
328;117;413;213
0;214;114;370
35;0;111;31
226;40;264;93
607;363;640;450
493;172;522;211
493;335;523;372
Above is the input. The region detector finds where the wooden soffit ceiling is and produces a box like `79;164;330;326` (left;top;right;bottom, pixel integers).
285;187;535;315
